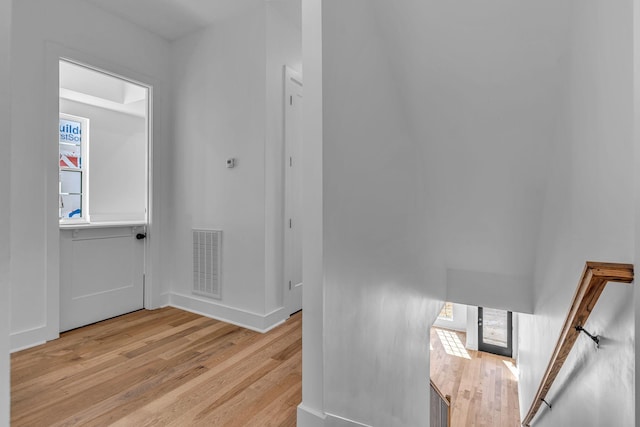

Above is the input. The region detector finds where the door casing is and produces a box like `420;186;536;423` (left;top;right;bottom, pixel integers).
283;66;303;316
45;44;158;340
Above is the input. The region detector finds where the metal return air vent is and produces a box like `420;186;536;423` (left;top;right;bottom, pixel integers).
193;229;222;299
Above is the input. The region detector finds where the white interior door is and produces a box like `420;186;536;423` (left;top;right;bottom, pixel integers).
284;67;303;315
60;227;145;331
58;60;149;332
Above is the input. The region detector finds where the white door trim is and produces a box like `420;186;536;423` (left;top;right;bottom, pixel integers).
284;66;303;315
44;42;158;340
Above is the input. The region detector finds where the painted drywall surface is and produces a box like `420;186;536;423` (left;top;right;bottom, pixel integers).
168;2;300;326
264;1;302;314
321;1;443;425
10;0;170;346
169;7;268;316
369;0;570;282
60;100;147;222
297;0;325;423
433;303;467;332
447;269;534;314
512;312;519;361
465;306;479;351
518;2;634;426
0;0;11;423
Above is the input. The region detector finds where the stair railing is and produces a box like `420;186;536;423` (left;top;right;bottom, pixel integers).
430;378;451;427
521;262;633;426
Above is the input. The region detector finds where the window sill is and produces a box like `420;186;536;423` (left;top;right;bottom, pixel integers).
59;220;146;230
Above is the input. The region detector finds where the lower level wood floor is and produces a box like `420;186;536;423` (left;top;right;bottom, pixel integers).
430;327;521;427
11;307;301;426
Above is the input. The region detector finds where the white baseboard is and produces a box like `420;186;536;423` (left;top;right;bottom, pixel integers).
297;404;327;427
10;293;287;351
296;406;372;427
169;292;288;333
325;413;373;427
10;325;48;353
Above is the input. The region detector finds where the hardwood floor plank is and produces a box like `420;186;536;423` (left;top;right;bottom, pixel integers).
244;377;302;427
11;308;302;427
12;315;219;401
11;308;188;383
54;362;210;427
14;320;218;419
133;320;302;426
430;327;521;427
225;350;302;427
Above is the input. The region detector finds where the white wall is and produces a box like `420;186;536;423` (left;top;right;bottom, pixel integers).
169;3;301;331
300;1;575;424
0;0;11;423
519;2;635;426
60;99;147;223
465;306;479;351
170;6;267;326
297;0;325;424
318;1;442;425
369;0;569;285
10;0;170;349
447;269;534;314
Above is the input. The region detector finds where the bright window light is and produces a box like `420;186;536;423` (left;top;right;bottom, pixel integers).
438;302;453;321
435;328;470;359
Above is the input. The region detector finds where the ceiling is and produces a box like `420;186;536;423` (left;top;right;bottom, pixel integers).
85;0;296;41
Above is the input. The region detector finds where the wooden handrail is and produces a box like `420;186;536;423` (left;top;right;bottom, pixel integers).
521;262;633;426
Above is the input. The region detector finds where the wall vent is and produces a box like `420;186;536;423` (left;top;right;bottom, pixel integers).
193;229;222;299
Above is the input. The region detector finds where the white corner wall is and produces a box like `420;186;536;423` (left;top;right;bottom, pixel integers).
0;0;11;423
519;2;635;426
297;0;325;424
317;1;443;425
10;0;171;350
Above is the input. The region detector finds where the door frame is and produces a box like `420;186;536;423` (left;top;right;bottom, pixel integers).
44;43;158;340
477;307;513;358
283;66;303;315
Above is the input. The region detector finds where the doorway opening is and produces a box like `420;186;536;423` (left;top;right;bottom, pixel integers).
58;59;151;332
478;306;513;358
284;66;303;316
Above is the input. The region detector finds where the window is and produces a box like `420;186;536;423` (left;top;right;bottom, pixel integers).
438;302;453;321
59;113;89;222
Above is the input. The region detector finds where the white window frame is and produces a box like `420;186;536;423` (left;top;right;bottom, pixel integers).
59;112;90;225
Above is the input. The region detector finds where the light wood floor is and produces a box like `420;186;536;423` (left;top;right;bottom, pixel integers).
430;327;521;427
11;307;301;426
